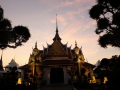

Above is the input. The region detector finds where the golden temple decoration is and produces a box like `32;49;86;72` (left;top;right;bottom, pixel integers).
47;41;67;56
35;41;37;48
75;40;77;47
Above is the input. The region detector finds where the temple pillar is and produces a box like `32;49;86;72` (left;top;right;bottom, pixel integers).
21;69;24;80
63;66;67;84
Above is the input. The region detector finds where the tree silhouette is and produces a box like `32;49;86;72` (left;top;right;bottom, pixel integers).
0;6;31;49
95;56;120;89
100;58;110;79
100;58;109;70
108;55;120;89
89;0;120;48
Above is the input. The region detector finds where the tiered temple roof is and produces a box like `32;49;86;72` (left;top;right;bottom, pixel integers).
19;16;95;69
5;59;19;68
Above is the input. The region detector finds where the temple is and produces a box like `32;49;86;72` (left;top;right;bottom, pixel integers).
19;17;95;85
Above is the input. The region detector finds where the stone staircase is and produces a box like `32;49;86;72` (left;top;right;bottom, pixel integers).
41;84;73;90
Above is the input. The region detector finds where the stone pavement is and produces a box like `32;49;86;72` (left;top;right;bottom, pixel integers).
41;84;74;90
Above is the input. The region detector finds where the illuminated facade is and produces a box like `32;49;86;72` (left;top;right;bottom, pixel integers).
19;20;95;85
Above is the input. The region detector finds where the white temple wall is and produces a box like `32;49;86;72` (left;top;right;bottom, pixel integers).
43;66;72;85
43;67;51;85
20;69;24;80
63;66;73;84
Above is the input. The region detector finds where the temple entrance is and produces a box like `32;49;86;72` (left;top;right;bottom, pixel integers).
50;68;64;84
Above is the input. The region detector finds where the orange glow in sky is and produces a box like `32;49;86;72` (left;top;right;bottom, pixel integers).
1;0;120;67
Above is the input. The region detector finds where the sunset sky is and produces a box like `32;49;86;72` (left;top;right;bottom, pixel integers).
1;0;120;67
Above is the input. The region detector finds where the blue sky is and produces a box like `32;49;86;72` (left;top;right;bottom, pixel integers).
1;0;120;66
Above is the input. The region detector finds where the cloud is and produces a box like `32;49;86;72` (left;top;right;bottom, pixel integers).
50;14;67;27
1;0;106;67
56;0;96;8
49;12;96;38
60;17;96;37
57;0;74;7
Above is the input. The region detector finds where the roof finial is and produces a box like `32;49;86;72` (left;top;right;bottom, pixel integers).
56;14;58;32
53;14;61;41
35;41;37;48
86;58;88;62
75;40;77;47
14;55;16;61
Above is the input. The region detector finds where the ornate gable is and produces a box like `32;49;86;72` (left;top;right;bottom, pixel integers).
47;41;68;56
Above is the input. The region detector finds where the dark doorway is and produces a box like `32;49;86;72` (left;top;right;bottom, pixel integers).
50;68;64;84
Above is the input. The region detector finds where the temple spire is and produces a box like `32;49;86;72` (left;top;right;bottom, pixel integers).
14;55;16;61
56;14;58;32
75;40;77;47
53;14;61;42
80;46;83;55
35;41;37;48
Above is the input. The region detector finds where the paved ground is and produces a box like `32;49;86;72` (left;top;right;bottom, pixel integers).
41;84;74;90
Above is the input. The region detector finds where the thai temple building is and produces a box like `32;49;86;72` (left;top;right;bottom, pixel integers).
3;59;21;78
0;51;21;76
0;52;20;75
19;17;95;85
4;59;19;71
